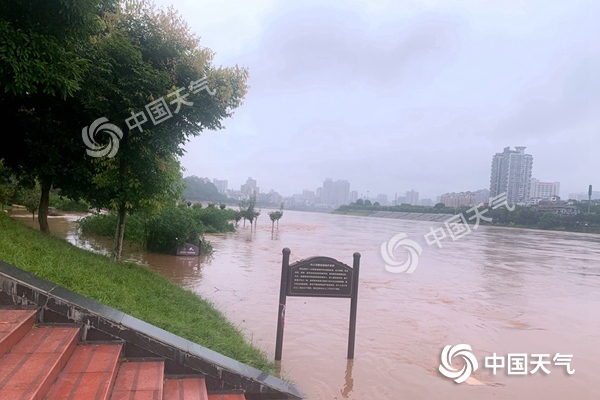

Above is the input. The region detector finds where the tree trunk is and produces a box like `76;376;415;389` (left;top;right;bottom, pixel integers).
38;180;51;234
112;202;127;262
271;221;274;238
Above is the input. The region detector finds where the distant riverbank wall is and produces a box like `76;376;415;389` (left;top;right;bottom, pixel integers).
360;210;453;222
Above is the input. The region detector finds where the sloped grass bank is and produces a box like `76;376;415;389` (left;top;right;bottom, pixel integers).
0;212;274;374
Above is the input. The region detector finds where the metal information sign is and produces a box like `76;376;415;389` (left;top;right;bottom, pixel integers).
275;248;361;361
175;242;200;256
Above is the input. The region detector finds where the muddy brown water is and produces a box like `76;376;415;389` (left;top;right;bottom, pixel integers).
7;209;600;399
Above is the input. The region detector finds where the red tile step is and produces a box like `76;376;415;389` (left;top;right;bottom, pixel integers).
164;377;208;400
207;393;246;400
0;308;36;358
45;342;123;400
0;324;80;400
0;308;247;400
110;360;164;400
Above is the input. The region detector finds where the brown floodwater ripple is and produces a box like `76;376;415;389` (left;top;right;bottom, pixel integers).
9;209;600;399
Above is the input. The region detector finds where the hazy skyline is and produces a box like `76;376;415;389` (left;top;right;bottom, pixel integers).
155;0;599;199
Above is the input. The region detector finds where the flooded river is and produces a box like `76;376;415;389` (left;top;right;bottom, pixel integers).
8;209;600;399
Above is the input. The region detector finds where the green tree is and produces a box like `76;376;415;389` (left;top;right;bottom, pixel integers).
0;160;18;210
239;194;258;232
0;0;116;98
81;1;248;260
538;212;559;230
268;205;284;238
516;208;539;225
19;185;41;222
0;0;117;233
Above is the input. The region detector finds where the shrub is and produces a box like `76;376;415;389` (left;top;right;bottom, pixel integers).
145;207;203;253
49;194;90;212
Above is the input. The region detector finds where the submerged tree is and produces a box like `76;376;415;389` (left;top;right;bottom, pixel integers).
239;194;258;232
268;203;284;238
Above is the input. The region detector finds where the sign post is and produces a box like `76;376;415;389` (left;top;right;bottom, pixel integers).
274;248;361;361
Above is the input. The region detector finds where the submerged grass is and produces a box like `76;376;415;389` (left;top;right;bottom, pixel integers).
0;212;275;374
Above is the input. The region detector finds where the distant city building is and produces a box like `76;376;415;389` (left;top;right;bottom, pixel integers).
529;178;560;200
264;190;283;205
302;189;315;203
349;190;358;203
536;199;579;216
319;178;350;206
568;191;600;201
241;177;258;197
405;190;419;205
475;189;490;205
439;189;490;207
375;194;388;205
212;179;228;194
489;146;533;205
321;178;334;205
440;192;475;207
333;180;350;206
420;198;433;206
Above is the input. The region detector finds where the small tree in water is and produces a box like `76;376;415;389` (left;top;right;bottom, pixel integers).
239;194;257;232
268;203;284;238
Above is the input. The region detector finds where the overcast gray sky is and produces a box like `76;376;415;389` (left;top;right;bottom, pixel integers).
155;0;599;200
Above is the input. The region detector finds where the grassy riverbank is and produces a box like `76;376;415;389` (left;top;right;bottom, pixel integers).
0;212;275;374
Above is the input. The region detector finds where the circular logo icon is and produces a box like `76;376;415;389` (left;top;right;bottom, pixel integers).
380;233;423;273
439;344;479;383
82;117;123;158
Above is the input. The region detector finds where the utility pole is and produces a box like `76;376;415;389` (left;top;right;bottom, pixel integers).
589;185;593;214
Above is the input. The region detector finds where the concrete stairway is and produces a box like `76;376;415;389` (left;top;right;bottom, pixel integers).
0;307;246;400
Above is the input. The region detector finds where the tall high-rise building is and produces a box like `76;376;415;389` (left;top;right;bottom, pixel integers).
319;178;351;206
529;178;560;199
489;146;533;205
349;190;358;203
321;178;334;205
333;180;350;206
241;177;258;197
405;190;419;205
